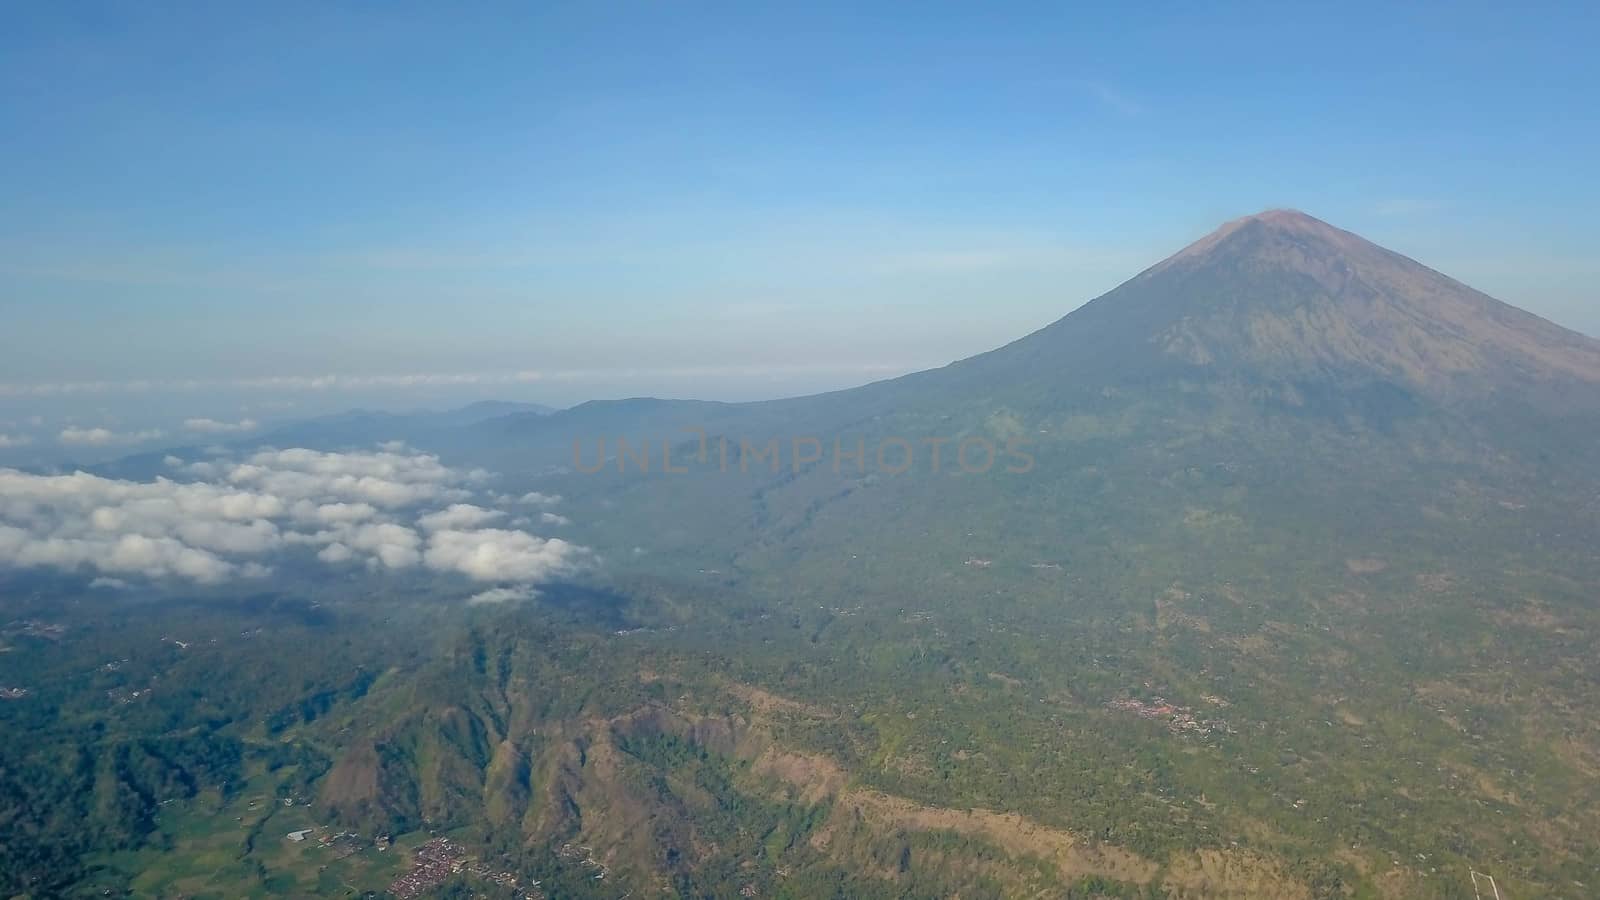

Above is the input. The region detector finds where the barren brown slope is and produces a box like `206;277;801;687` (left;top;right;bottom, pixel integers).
1144;210;1600;389
927;209;1600;412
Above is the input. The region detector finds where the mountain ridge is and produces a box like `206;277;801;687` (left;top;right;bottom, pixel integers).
944;208;1600;408
483;209;1600;448
17;210;1600;900
487;209;1600;613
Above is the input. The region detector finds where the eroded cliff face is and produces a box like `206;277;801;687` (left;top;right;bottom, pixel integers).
319;676;1323;898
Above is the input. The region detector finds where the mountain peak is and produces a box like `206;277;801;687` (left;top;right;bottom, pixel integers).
1156;208;1359;272
981;210;1600;405
1241;207;1322;226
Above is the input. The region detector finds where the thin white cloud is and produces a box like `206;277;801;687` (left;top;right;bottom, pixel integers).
540;512;571;526
518;491;562;506
1372;197;1440;218
465;585;537;606
1074;79;1143;117
58;426;165;446
0;364;915;398
0;434;31;449
0;371;545;397
871;242;1150;276
184;417;259;434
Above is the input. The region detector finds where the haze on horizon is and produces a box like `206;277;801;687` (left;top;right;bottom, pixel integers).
9;8;1600;898
3;2;1598;443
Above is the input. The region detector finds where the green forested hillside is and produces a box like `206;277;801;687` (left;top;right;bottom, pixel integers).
4;211;1599;898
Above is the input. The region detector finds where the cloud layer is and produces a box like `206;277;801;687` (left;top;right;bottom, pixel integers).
183;417;259;433
0;446;585;597
0;364;914;399
59;426;166;446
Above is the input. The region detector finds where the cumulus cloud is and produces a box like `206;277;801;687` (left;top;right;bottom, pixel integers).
540;512;571;526
0;467;285;582
0;526;236;583
288;500;379;525
518;491;562;506
465;585;538;606
184;417;258;434
317;542;354;563
423;528;586;582
224;447;482;508
340;522;422;569
0;445;588;594
59;426;165;446
417;504;504;531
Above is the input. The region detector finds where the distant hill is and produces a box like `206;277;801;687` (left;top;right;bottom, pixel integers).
258;399;556;448
70;400;554;483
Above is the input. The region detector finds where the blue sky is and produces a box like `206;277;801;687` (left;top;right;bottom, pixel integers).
2;1;1598;445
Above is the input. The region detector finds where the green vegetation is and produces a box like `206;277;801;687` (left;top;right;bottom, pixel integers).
5;213;1600;897
6;555;1596;898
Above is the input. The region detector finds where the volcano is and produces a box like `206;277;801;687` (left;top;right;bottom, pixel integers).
477;209;1600;604
923;209;1600;413
279;211;1600;898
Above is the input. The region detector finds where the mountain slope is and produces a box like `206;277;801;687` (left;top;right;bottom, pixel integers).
17;213;1600;899
958;209;1600;405
516;211;1600;584
319;211;1600;898
481;209;1600;467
